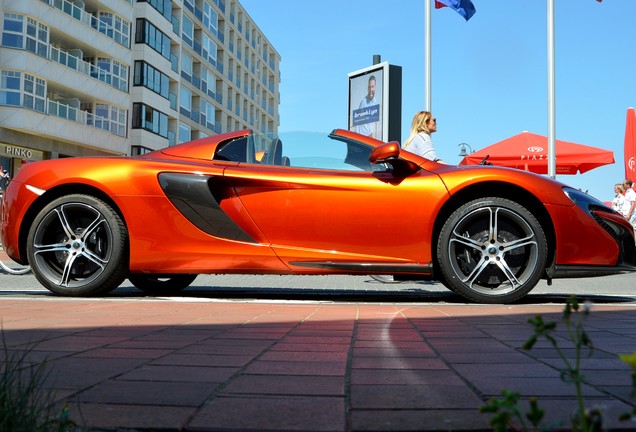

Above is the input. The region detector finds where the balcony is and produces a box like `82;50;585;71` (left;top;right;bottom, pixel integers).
40;0;130;48
47;99;126;137
50;46;128;93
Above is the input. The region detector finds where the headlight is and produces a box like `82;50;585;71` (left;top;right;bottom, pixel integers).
563;187;607;212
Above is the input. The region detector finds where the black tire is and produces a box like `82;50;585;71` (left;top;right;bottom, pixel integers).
437;197;547;304
27;194;128;296
129;274;197;294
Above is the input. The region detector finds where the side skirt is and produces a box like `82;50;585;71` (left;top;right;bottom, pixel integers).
289;261;433;275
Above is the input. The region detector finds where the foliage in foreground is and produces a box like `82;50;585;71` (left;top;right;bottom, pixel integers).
0;332;75;432
481;296;636;432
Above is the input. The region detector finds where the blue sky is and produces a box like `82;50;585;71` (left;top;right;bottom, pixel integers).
241;0;635;201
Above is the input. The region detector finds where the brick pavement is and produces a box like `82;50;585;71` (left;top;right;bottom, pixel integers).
1;292;636;431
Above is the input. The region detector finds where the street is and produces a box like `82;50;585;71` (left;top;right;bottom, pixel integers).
1;269;635;305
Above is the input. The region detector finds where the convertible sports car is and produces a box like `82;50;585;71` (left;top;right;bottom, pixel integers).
1;129;635;303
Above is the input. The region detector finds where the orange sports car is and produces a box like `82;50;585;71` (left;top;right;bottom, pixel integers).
1;129;635;303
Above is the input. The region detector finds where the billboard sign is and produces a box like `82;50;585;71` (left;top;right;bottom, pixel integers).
348;61;401;143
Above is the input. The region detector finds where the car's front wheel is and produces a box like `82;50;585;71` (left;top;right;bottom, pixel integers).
27;194;128;296
437;197;547;304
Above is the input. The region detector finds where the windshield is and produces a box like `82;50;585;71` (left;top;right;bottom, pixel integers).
246;131;386;172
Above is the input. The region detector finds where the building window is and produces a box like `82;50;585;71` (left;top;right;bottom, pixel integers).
97;58;130;91
132;102;168;138
22;74;45;112
178;122;191;143
98;12;130;47
180;86;192;114
134;61;169;98
137;0;172;23
0;70;46;112
25;17;48;58
0;70;21;106
135;19;171;60
202;34;217;65
203;1;218;36
182;15;194;48
1;13;23;48
108;105;127;137
181;52;193;80
200;98;216;130
131;144;154;155
1;14;49;58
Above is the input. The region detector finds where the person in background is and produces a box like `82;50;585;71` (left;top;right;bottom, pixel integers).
402;111;443;162
623;179;636;236
0;169;9;192
612;183;626;213
356;75;379;138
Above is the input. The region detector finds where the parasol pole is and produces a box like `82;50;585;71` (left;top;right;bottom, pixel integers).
425;0;432;111
547;0;556;178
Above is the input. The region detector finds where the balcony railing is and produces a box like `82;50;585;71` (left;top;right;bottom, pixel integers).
40;0;130;48
49;46;128;92
47;99;126;137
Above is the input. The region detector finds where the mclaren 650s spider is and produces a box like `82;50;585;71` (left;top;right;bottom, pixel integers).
2;129;634;303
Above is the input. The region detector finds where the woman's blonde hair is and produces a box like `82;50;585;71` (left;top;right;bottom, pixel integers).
404;111;433;148
615;183;625;194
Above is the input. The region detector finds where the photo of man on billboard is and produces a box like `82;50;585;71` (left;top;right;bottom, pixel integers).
349;70;383;140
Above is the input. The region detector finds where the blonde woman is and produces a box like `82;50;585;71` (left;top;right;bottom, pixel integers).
612;183;626;213
402;111;442;162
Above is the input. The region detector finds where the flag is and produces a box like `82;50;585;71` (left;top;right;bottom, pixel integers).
625;108;636;181
435;0;476;21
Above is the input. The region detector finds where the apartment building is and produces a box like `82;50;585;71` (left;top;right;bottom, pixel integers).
0;0;280;181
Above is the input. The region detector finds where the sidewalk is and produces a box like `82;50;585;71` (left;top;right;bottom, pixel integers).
1;290;636;431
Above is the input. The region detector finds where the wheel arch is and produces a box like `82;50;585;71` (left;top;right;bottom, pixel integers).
17;184;128;264
431;181;556;278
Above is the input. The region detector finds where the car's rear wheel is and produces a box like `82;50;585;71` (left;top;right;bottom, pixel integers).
129;274;197;294
27;194;128;296
437;197;547;304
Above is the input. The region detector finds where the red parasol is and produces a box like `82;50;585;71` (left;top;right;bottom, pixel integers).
459;131;614;175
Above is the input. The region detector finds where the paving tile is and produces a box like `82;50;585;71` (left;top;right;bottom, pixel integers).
150;353;255;367
270;342;350;352
352;347;437;358
470;376;606;398
278;336;352;345
350;384;483;409
351;357;449;370
442;351;537;364
243;360;347;376
189;395;345;431
71;347;172;359
259;350;348;362
452;362;560;378
222;374;344;396
73;380;216;406
350;408;490;431
60;402;195;431
118;364;238;383
350;369;465;386
42;357;148;389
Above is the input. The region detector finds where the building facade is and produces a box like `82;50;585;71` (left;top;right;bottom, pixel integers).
0;0;280;182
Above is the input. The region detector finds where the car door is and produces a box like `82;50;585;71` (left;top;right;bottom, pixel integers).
222;134;449;267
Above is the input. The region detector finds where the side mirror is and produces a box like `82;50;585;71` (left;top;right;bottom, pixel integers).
370;141;421;176
369;141;400;164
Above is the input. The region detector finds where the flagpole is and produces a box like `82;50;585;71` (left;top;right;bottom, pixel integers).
547;0;556;178
425;0;432;111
